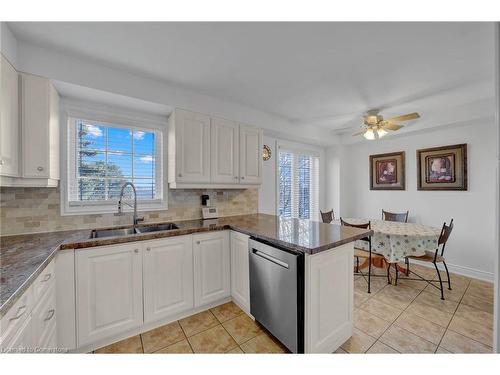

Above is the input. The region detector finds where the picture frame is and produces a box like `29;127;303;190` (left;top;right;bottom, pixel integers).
369;151;405;190
417;143;467;191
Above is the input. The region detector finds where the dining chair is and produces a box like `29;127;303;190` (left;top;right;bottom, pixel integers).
340;218;373;293
320;209;334;223
405;219;454;300
382;209;409;223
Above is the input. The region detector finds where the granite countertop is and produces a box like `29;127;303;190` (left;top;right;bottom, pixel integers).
0;213;372;317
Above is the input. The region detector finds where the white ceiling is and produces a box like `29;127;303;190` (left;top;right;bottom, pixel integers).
8;22;495;135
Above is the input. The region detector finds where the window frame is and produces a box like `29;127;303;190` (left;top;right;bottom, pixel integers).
276;143;321;221
60;102;168;216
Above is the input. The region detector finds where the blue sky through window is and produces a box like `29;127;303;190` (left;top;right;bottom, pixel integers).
76;121;157;201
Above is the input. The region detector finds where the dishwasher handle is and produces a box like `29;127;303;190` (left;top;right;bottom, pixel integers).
252;248;289;269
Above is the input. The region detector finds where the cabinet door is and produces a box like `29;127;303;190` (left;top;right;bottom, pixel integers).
76;243;143;346
21;73;50;178
230;231;250;313
0;54;19;177
193;231;230;307
175;109;211;183
143;236;194;324
211;117;239;183
239;125;263;184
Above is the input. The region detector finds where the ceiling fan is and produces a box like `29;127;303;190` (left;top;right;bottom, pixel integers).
353;111;420;140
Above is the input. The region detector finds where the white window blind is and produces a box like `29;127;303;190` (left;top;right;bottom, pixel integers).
67;118;163;206
278;149;320;221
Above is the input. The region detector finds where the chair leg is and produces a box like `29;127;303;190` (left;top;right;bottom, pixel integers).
433;261;445;300
386;262;391;284
443;261;452;290
356;256;360;273
368;246;372;294
405;258;410;276
394;263;398;285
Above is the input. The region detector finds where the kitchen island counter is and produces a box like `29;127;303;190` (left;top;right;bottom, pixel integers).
1;213;371;318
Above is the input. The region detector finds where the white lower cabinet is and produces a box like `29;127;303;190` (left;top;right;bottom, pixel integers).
7;314;34;352
76;243;143;347
193;231;231;307
143;236;194;324
230;231;250;313
1;259;57;353
304;243;354;353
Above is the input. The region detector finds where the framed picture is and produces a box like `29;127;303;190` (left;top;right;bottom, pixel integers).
417;144;467;190
369;151;405;190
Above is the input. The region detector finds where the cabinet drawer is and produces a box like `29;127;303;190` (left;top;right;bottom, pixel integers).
32;283;56;348
3;313;34;352
33;260;55;302
0;287;34;347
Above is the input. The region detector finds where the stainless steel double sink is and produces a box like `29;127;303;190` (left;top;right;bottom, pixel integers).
90;223;179;239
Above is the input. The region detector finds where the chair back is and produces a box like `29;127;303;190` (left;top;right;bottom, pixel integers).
438;219;454;256
340;218;371;243
382;209;409;223
320;209;334;223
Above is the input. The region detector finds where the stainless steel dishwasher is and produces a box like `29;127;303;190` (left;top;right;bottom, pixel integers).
249;238;304;353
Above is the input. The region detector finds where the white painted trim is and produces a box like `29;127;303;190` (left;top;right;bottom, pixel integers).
493;21;500;354
410;259;494;283
59;100;169;216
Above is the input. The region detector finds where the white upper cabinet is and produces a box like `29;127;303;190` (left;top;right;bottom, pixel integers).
0;54;19;178
76;243;143;347
168;108;263;188
211;117;239;184
193;231;230;307
239;125;263;184
21;73;60;181
1;71;60;187
169;108;211;184
143;236;194;324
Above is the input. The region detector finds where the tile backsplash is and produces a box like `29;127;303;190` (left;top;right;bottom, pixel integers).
0;187;258;236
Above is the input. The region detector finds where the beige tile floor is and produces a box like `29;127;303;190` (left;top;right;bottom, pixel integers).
94;264;494;354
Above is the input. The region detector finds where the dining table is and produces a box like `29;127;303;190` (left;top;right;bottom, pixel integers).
333;218;442;265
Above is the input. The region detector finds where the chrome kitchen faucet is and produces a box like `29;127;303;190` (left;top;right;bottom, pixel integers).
117;182;144;226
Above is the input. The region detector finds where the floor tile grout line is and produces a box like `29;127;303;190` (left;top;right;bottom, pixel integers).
219;315;264;348
434;280;471;352
364;274;437;353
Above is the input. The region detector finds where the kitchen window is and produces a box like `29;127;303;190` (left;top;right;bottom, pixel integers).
278;148;320;221
63;117;166;214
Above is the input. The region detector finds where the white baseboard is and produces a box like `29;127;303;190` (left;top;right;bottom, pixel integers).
410;259;494;283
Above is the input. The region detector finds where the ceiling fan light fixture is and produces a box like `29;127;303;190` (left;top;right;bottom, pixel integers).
377;128;388;138
363;128;376;140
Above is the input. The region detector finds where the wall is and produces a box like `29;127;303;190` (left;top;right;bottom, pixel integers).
337;120;497;280
259;135;327;216
0;187;258;236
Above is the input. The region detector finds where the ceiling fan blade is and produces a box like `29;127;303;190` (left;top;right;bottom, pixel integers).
386;112;420;122
382;123;404;131
352;130;366;136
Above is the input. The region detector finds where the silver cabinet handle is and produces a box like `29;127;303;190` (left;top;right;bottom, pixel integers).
44;309;55;321
41;273;52;282
196;241;200;245
178;173;182;177
146;247;151;252
234;176;238;179
37;166;44;171
134;249;139;253
0;160;4;166
241;176;245;180
10;305;27;321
